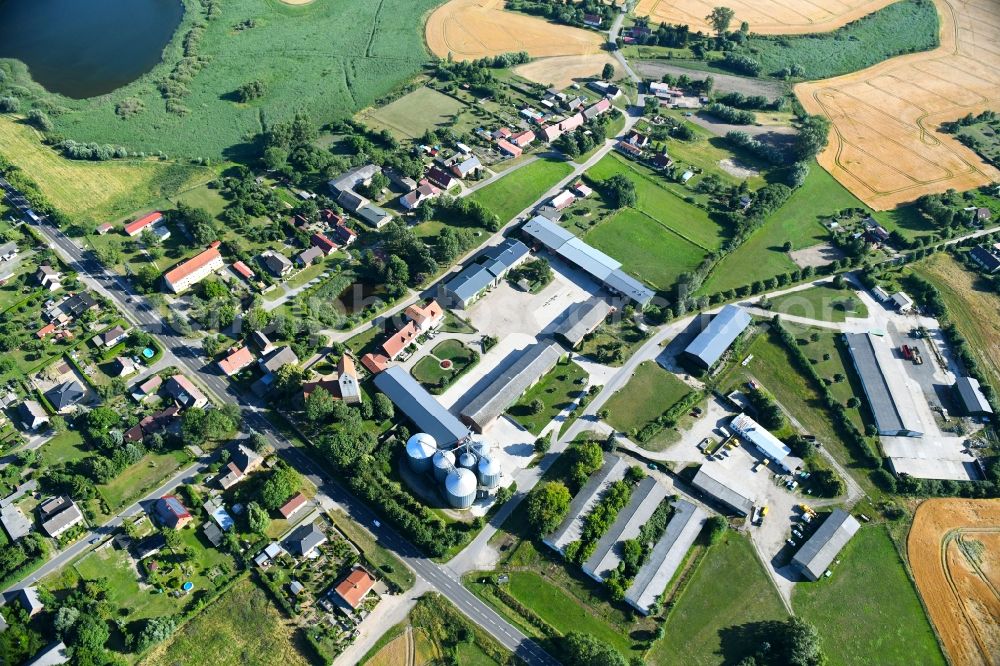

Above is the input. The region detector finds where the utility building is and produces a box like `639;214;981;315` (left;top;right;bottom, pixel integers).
690;465;754;516
521;216;654;307
553;298;613;349
374;366;470;447
625;499;706;615
730;413;793;472
843;333;923;436
460;341;563;432
792;509;860;581
682;305;752;370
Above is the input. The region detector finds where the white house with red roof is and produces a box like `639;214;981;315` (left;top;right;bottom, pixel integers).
123;211;163;237
163;246;224;293
405;300;444;333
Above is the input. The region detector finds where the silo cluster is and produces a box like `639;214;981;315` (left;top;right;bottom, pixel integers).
404;434;504;509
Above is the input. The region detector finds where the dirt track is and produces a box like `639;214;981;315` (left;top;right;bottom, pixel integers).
908;498;1000;666
795;0;1000;209
425;0;604;61
634;0;898;35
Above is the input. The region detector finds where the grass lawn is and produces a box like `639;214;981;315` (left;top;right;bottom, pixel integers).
284;261;328;290
73;546;179;622
469;158;573;223
604;361;693;433
140;577;311;666
700;164;861;295
585;153;726;250
794;526;945;666
410;340;477;392
507;571;633;654
914;253;1000;395
96;449;190;516
169;182;229;218
583;208;704;291
39;428;90;468
363;593;507;666
0;115;212;226
577;315;650;367
648;532;788;665
363;86;467;139
508;359;587;435
768;284;868;323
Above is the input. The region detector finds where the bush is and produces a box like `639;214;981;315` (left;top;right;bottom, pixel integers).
705;515;727;544
26;109;53;132
704;102;755;125
721;52;762;76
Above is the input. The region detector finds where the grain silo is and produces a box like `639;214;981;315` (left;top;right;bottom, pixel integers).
406;433;437;474
457;450;477;470
477;454;502;491
471;440;491;458
432;449;456;482
445;468;477;509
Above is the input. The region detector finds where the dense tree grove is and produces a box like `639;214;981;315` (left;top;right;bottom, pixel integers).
559;632;628;666
525;481;572;534
600;174;638;209
506;0;615;29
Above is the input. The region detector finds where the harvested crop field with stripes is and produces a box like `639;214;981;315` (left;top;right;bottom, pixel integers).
907;498;1000;666
796;0;1000;209
425;0;604;60
634;0;898;35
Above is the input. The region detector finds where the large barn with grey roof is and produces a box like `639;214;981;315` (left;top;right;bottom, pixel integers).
682;305;752;370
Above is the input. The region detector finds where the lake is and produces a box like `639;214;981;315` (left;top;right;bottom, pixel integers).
0;0;184;99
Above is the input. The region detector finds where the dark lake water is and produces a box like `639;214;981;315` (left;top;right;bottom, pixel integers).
0;0;184;99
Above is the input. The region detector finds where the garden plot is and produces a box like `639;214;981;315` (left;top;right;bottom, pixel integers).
796;0;1000;209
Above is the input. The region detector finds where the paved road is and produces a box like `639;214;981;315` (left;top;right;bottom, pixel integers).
0;178;559;666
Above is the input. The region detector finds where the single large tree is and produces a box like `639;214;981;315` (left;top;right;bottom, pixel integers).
706;6;736;39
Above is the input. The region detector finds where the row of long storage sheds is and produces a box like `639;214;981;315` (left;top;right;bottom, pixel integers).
542;454;707;616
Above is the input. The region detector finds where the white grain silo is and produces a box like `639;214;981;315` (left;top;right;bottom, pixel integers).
457;450;477;470
406;433;437;474
471;440;491;458
432;449;456;482
477;454;502;491
444;468;477;509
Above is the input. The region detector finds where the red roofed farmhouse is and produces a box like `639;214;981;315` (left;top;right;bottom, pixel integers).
124;211;163;237
311;233;338;256
405;300;443;333
217;346;254;376
163;247;224;293
382;321;418;359
333;567;376;610
279;492;307;519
